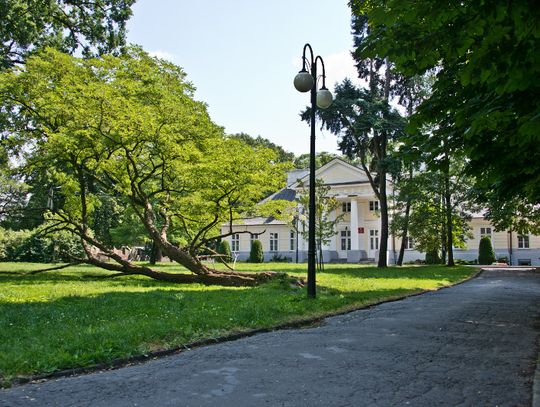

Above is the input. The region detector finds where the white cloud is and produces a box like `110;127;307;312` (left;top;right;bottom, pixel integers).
148;50;177;62
323;50;363;89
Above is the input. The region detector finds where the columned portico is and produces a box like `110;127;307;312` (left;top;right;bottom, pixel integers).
350;198;359;249
347;196;363;262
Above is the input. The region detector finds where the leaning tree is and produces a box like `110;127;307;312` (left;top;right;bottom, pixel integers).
0;47;287;286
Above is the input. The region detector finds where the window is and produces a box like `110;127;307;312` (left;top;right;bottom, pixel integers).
289;230;295;251
340;229;351;251
250;233;259;247
404;236;414;250
270;233;279;251
370;229;379;250
518;235;530;249
480;227;492;238
369;201;379;211
231;234;239;251
342;202;351;213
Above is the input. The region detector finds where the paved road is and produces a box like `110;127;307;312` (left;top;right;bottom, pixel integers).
2;269;540;407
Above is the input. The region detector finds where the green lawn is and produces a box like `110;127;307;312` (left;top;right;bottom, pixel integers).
0;262;477;385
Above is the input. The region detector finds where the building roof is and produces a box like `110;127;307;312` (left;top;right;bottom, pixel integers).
260;187;297;204
234;216;286;226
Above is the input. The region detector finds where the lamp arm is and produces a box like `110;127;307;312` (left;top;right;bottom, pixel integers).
302;43;314;71
315;55;328;89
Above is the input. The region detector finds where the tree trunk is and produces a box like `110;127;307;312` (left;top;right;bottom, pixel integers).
378;171;388;268
62;201;286;287
444;160;455;266
149;240;162;265
397;198;411;266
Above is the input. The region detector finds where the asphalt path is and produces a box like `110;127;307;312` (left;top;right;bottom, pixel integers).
2;269;540;407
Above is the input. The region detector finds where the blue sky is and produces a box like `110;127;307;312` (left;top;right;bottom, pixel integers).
126;1;360;155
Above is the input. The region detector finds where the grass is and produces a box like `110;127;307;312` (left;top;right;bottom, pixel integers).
0;261;477;386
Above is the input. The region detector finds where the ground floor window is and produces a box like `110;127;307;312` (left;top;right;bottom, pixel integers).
289;230;295;251
270;233;279;251
518;235;530;249
404;236;414;250
231;234;239;251
480;227;492;239
370;229;379;250
340;229;351;251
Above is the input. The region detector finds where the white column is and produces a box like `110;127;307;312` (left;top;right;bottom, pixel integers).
351;198;359;250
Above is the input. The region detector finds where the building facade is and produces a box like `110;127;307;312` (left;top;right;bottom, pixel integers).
223;159;540;266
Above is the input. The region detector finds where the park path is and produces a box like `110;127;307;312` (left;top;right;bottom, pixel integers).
1;269;540;407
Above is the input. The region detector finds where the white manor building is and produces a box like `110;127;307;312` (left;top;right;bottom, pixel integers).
223;159;540;266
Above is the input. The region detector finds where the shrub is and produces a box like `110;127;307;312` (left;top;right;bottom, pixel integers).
271;254;291;263
497;256;508;264
248;240;264;263
425;250;441;264
218;240;232;262
478;236;496;265
0;228;83;262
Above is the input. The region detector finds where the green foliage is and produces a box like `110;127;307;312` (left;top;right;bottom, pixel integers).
0;228;82;262
352;0;540;209
483;195;540;235
392;169;472;260
248;239;264;263
218;240;232;262
293;152;341;170
0;170;28;227
230;133;295;165
0;262;475;383
478;236;496;265
0;0;136;68
0;48;287;271
425;250;441;265
270;254;291;263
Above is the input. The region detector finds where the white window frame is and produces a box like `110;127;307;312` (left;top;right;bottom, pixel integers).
404;236;414;250
480;227;492;238
231;234;240;252
518;234;530;249
340;229;351;251
370;229;379;250
369;201;379;211
342;202;351;213
289;230;295;251
250;233;259;248
270;232;279;252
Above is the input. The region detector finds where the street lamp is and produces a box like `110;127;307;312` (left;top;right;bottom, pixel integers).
293;43;333;298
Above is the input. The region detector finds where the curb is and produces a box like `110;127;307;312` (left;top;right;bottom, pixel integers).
6;267;484;388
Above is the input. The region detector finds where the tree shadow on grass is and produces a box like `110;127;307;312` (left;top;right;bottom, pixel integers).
0;277;427;383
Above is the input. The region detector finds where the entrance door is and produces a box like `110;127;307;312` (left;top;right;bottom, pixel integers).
369;229;379;258
338;228;351;259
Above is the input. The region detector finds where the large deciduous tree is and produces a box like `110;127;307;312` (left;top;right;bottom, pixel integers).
351;0;540;213
0;48;286;286
0;0;136;68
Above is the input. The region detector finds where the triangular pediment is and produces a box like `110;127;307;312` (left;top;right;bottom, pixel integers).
290;158;370;188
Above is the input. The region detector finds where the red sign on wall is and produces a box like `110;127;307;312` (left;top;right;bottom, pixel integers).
358;227;364;234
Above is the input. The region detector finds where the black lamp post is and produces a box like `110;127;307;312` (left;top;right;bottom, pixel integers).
293;43;333;298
